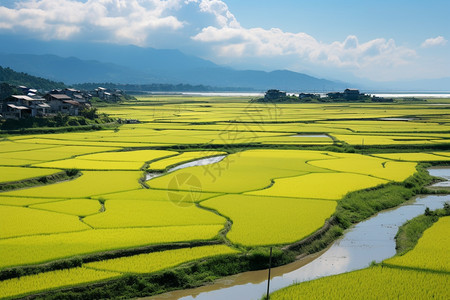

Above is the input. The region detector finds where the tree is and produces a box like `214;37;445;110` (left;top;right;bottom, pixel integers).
80;107;98;120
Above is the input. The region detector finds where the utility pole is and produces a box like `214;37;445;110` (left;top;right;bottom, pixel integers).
266;247;273;299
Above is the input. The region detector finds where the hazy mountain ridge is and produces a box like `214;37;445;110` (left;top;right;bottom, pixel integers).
0;65;65;90
0;35;345;91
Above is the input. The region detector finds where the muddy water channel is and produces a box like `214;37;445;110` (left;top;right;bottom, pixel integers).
145;167;450;300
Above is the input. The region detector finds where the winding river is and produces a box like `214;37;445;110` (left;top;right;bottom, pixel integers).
146;167;449;300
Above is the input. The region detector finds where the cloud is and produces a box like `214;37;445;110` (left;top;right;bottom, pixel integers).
193;26;416;71
421;36;447;48
0;0;185;45
0;0;421;80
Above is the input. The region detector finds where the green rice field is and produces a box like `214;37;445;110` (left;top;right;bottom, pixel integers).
0;95;449;299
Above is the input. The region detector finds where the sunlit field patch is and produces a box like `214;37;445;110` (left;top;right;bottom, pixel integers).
270;266;449;300
1;171;143;198
0;196;66;206
0;157;41;166
148;151;226;170
372;152;450;162
0;145;121;163
0;267;120;299
247;173;388;200
0;167;62;183
331;134;443;145
0;225;223;269
13;137;168;148
385;216;450;272
0;141;57;153
85;245;238;274
149;150;331;193
76;149;177;162
308;154;417;181
30;199;102;216
83;200;225;228
0;206;90;239
33;159;145;170
433;152;450;157
202;194;336;246
98;188;219;204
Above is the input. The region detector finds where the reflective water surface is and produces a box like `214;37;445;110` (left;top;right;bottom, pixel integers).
146;168;450;300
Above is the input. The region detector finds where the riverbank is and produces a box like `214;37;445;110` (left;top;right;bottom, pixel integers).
20;163;435;300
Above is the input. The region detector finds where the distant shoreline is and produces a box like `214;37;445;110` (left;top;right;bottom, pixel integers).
139;91;450;98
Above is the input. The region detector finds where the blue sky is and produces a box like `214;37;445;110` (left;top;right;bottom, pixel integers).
0;0;448;82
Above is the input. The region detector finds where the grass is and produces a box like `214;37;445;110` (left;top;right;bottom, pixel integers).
385;216;450;272
30;199;102;216
0;225;223;269
202;194;337;246
309;153;418;181
0;167;62;183
149;149;332;193
97;188;219;204
0;267;120;299
247;172;388;200
148;151;226;170
1;171;143;198
0;205;90;239
270;206;450;300
84;245;239;274
1;96;449;298
269;266;449;300
372;152;450;162
83;200;226;228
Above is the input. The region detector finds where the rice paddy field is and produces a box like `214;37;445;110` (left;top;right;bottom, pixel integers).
0;95;449;299
270;216;450;300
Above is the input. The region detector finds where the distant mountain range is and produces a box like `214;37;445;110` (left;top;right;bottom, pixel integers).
0;65;65;90
0;35;346;91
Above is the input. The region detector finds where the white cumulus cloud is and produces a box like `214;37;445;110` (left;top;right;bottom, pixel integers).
421;36;447;48
0;0;422;80
0;0;185;45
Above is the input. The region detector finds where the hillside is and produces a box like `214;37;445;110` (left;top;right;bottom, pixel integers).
0;36;346;91
0;66;65;90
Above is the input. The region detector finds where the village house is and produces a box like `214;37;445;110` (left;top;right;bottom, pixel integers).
44;93;81;116
1;95;49;119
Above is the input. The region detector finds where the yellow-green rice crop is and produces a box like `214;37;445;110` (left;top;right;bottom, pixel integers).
0;167;61;183
385;216;450;272
83;200;225;228
76;149;177;162
0;225;223;269
0;196;66;206
308;154;417;181
149;150;331;193
0;141;57;153
202;194;336;246
148;151;226;170
270;266;449;300
0;157;40;166
13;137;165;148
0;145;120;163
33;149;179;170
372;152;450;162
331;134;442;145
0;206;90;238
30;199;101;216
433;152;450;157
1;171;143;198
84;244;238;274
99;188;219;204
34;159;145;170
247;173;387;200
0;267;120;299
